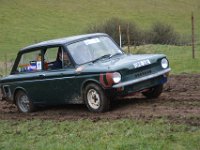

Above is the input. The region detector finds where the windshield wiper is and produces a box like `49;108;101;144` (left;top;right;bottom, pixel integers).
109;52;123;58
92;54;111;63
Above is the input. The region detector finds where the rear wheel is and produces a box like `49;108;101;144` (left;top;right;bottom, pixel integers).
84;83;110;113
15;91;36;113
142;84;163;99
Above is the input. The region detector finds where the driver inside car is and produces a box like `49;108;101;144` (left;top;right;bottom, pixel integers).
45;47;71;70
53;48;71;69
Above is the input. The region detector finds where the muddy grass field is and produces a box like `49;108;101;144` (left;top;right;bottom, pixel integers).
0;74;200;126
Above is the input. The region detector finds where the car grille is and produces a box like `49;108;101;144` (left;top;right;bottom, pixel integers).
123;68;153;81
121;61;162;82
134;69;152;78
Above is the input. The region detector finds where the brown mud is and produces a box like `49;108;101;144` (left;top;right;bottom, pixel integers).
0;74;200;126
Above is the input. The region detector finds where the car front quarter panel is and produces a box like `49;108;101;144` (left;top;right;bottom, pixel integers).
99;73;114;88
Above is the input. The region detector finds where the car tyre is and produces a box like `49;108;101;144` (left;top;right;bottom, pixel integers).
142;84;163;99
84;83;110;113
15;91;36;113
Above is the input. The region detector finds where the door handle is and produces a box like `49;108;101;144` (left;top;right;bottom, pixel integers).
39;74;46;77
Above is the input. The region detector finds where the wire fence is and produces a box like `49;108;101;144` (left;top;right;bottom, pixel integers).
0;47;18;76
0;38;199;76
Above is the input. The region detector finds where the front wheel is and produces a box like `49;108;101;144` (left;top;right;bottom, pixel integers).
142;84;163;99
15;91;36;113
84;83;110;113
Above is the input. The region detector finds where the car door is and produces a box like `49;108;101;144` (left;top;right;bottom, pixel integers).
44;68;78;104
39;46;78;104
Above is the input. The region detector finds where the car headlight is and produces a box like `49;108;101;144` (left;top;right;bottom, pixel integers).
112;72;121;83
161;58;168;69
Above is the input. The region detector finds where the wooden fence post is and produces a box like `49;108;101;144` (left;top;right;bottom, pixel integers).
4;54;8;75
119;25;122;48
191;12;195;59
127;23;130;53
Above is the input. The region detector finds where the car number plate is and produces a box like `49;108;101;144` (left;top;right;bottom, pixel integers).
133;59;151;68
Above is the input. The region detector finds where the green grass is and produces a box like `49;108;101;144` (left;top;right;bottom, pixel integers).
0;119;200;150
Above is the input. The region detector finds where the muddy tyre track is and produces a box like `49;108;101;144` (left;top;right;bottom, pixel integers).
0;74;200;125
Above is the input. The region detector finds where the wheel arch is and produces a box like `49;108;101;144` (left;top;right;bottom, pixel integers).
82;79;110;112
13;87;28;104
81;79;104;102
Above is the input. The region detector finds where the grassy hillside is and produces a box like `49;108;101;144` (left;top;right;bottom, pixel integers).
0;0;199;58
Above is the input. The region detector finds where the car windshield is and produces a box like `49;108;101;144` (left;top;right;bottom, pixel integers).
66;36;122;65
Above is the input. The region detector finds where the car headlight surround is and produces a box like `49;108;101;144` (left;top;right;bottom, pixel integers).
161;58;168;69
112;72;121;84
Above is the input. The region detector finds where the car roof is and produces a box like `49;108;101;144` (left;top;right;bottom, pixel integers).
20;33;107;52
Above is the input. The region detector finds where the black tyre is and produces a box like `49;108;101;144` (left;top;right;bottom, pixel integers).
84;83;110;113
142;84;163;99
15;91;36;113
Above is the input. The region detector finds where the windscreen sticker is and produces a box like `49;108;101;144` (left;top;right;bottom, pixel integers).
84;38;100;45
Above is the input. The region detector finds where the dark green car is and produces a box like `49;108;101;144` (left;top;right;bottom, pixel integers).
0;33;171;113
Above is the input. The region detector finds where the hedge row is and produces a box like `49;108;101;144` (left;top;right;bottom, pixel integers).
86;18;186;46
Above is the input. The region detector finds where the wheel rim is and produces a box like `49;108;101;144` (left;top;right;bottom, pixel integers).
17;94;30;113
87;89;100;110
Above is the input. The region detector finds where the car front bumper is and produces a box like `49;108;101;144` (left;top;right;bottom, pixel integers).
113;68;171;88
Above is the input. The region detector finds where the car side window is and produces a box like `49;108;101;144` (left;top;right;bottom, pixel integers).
44;47;72;70
17;50;42;73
